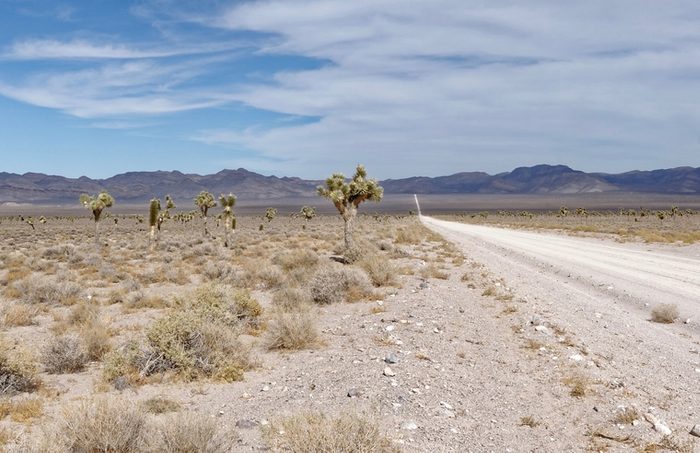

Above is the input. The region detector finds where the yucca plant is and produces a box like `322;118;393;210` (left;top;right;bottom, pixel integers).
219;193;237;248
194;191;217;237
317;165;383;250
300;205;315;229
149;195;176;244
264;207;277;223
79;191;114;245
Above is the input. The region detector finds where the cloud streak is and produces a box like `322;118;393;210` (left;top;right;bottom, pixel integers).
1;0;700;177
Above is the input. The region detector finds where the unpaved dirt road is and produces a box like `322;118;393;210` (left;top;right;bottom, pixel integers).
420;216;700;324
419;213;700;451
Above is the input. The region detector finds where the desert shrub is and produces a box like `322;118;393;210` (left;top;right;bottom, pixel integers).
273;250;319;271
185;284;262;328
264;412;400;453
155;413;237;452
52;396;148;452
145;310;250;381
0;337;40;394
650;304;679;323
14;276;82;305
69;301;100;326
2;304;38;327
309;267;373;305
266;309;319;350
271;287;311;312
357;254;397;287
41;244;76;261
43;334;89;374
0;397;43;423
141;396;181;414
80;322;112;361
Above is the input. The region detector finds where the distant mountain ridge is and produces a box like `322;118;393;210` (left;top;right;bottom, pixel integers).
1;165;699;204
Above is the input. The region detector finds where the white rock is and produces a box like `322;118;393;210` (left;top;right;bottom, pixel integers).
690;425;700;438
383;367;396;377
569;354;584;362
401;421;418;430
385;325;395;332
644;413;672;435
594;313;602;319
534;325;550;334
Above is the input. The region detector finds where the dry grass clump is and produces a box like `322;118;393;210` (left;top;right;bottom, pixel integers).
273;250;319;272
43;396;149;453
519;415;540;428
80;321;112;361
265;309;319;351
264;412;400;453
155;412;237;452
42;334;89;374
309;266;373;305
141;396;181;414
105;288;255;385
612;406;640;425
0;336;40;394
271;287;311;312
13;275;82;305
650;303;679;324
0;396;43;422
563;373;591;398
2;303;39;327
357;254;397;287
420;264;449;280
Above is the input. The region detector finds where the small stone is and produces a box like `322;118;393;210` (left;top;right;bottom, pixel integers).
384;353;400;364
262;385;270;392
401;421;418;430
347;388;362;398
419;282;429;289
433;328;440;334
685;318;691;324
218;410;224;416
690;425;700;438
385;325;395;332
534;325;550;334
383;367;396;377
569;354;584;362
644;413;672;435
259;419;269;426
235;419;258;429
440;401;454;410
594;313;602;319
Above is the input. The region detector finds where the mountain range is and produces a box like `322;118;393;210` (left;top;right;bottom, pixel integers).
1;165;699;204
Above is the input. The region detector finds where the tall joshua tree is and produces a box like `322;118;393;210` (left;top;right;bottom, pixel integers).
300;206;315;230
317;165;383;249
148;195;176;244
79;191;114;245
220;193;237;248
195;191;217;237
264;208;278;223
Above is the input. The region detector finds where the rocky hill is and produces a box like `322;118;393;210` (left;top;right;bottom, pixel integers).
1;165;699;204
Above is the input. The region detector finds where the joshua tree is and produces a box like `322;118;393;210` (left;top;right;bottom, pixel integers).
317;164;383;250
300;205;316;229
149;198;161;243
264;207;278;223
194;191;217;237
219;193;237;248
79;191;114;245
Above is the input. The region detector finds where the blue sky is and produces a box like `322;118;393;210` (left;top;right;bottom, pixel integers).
1;0;699;179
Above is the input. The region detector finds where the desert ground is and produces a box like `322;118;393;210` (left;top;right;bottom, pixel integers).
1;200;699;452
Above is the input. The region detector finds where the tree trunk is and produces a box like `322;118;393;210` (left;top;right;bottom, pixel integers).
343;206;357;249
224;218;231;248
203;216;209;237
94;220;100;245
149;225;157;250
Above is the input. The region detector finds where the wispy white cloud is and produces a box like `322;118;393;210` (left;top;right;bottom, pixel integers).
3;38;243;60
185;0;700;176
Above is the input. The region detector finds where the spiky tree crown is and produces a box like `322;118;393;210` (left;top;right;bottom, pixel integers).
300;206;316;220
219;193;236;214
317;165;383;215
195;191;216;216
165;195;175;210
79;191;114;221
264;207;277;222
149;198;161;227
